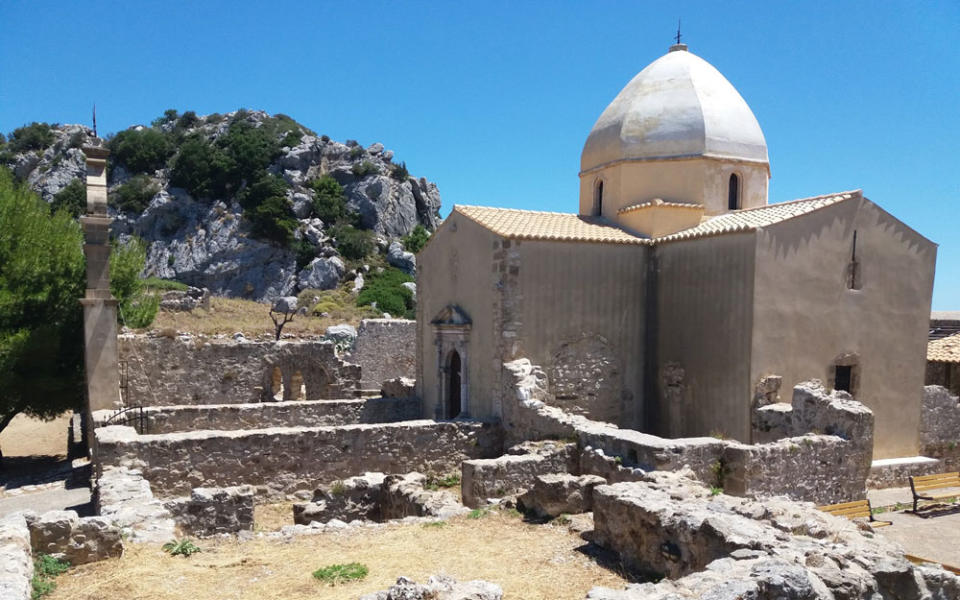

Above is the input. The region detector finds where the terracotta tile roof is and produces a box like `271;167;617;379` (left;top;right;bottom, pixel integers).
656;191;862;242
454;205;651;245
453;190;861;245
928;332;960;364
617;198;704;215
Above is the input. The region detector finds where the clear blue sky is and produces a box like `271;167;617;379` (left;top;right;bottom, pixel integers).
1;1;957;309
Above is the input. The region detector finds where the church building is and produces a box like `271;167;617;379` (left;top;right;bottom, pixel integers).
415;43;936;460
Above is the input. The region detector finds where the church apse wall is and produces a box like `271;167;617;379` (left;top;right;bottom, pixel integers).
653;232;757;441
749;196;936;459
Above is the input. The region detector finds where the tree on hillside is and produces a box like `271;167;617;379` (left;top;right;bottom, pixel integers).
0;167;86;450
0;170;158;455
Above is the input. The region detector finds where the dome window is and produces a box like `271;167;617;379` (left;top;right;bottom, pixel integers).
594;180;604;216
728;173;741;210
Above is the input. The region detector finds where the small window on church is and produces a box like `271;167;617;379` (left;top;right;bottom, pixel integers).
834;365;853;393
728;174;740;210
594;180;604;216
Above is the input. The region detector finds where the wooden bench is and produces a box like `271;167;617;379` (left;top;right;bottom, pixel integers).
817;499;891;528
909;472;960;512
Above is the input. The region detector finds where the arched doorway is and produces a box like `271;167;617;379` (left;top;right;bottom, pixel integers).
447;351;462;418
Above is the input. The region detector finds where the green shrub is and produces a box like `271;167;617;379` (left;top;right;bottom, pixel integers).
108;128;174;174
111;174;160;214
330;224;375;261
110;237;158;329
170;135;234;199
8;122;55;152
309;175;348;222
356;267;414;317
246;195;297;245
142;277;188;291
238;173;289;211
390;161;409;181
162;538;202;557
219;119;279;183
205;112;224;124
351;160;378;178
31;554;70;599
426;472;460;490
348;146;364;159
50;178;87;218
312;562;368;585
402;224;430;253
151;108;180;128
467;507;491;519
176;110;201;129
293;238;318;271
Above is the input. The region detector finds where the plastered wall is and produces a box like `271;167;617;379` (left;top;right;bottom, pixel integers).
416;214;499;418
653;232;757;440
579;157;768;218
750;197;936;458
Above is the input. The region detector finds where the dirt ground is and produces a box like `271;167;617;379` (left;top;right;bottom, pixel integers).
0;412;71;458
48;510;629;600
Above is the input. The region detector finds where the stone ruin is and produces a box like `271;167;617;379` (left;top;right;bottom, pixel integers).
4;326;959;600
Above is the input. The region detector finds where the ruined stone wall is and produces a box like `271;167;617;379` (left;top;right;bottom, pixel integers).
348;319;416;389
96;420;502;499
101;397;421;434
920;385;960;470
590;473;960;598
722;435;868;504
118;335;360;406
501;358;873;503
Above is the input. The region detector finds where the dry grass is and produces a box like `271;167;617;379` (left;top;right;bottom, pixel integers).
254;501;295;531
147;296;375;337
49;511;627;600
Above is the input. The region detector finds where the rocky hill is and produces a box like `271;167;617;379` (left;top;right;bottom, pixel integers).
1;111;441;300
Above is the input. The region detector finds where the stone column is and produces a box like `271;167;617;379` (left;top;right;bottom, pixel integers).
79;144;120;434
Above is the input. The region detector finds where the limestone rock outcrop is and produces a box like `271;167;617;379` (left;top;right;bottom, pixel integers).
4;113;442;301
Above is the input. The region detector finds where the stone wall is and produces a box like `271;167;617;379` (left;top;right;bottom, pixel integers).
164;487;255;536
96;420;502;499
95;466;176;542
23;510;123;566
501;358;874;504
118;334;360;406
97;397;422;434
0;514;31;600
919;385;960;470
348;319;416;389
460;441;578;508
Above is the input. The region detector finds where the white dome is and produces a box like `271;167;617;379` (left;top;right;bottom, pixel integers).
581;45;768;173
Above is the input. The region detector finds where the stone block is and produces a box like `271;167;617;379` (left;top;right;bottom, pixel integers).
165;486;254;537
380;473;462;519
361;574;502;600
0;514;32;600
25;510;123;566
293;473;385;525
517;473;606;518
461;441;578;508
